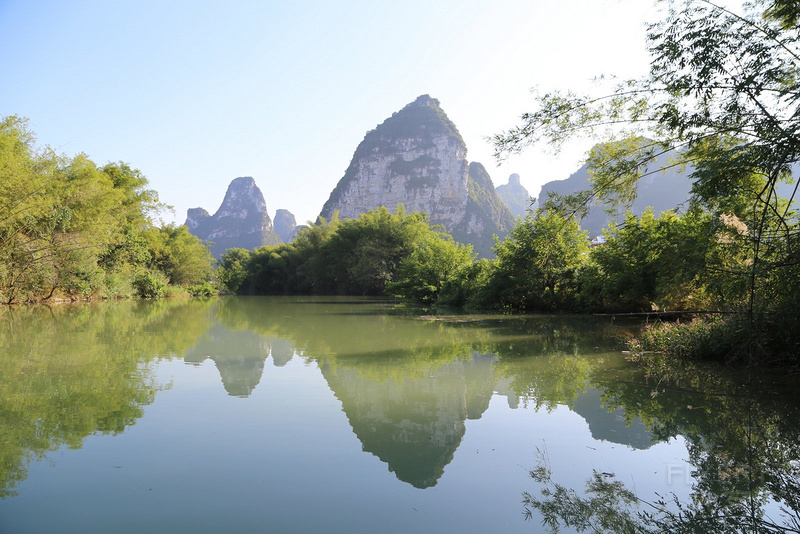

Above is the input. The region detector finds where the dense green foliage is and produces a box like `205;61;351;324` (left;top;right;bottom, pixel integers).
219;206;475;297
0;116;215;303
386;229;474;304
580;208;715;312
487;207;588;311
225;196;793;326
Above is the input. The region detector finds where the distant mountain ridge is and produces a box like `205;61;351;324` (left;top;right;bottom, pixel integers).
538;150;799;236
537;153;694;236
319;95;514;257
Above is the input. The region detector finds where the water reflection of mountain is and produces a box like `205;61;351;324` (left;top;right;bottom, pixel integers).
184;324;294;397
0;296;664;501
320;353;498;489
271;338;294;367
572;387;659;450
206;297;663;485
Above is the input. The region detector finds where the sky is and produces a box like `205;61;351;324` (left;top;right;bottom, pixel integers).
0;0;658;226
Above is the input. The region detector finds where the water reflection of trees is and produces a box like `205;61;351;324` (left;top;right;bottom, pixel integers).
0;299;213;498
523;354;800;533
10;294;794;519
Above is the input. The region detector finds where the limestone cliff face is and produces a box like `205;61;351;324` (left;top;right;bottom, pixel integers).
184;176;282;259
496;173;533;219
319;95;513;256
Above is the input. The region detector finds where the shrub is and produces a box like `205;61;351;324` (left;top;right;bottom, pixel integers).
629;311;800;367
132;271;167;299
187;281;217;297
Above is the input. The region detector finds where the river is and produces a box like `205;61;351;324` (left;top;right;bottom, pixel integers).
1;297;797;533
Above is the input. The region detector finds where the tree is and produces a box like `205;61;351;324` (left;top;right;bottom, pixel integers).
487;207;588;311
222;207;472;299
143;224;213;286
436;258;495;309
99;162;163;227
0;116;213;302
0;120;124;302
326;206;432;295
388;232;474;304
582;208;715;312
218;248;253;294
492;0;800;359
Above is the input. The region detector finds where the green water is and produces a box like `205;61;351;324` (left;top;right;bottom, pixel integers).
0;297;797;533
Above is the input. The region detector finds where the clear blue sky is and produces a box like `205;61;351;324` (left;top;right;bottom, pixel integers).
0;0;656;225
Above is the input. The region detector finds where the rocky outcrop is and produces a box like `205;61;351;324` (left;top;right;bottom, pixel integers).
496;173;533;219
319;95;513;256
185;208;211;233
274;209;299;243
184;176;282;259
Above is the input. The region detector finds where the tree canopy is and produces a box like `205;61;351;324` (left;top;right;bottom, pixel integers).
0;116;214;303
219;206;475;298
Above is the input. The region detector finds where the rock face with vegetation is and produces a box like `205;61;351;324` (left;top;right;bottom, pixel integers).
319;95;514;257
273;209;299;243
453;163;516;257
185;177;282;259
495;173;532;219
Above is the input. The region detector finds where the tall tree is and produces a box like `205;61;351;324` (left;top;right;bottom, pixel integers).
488;207;588;311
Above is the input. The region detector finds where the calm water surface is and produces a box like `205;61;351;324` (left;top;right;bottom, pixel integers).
1;297;798;533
